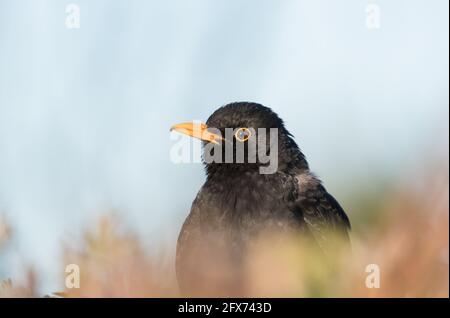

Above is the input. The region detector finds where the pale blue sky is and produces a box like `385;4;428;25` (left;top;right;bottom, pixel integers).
0;0;448;293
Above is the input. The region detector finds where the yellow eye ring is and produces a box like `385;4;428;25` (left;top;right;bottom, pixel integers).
235;127;251;142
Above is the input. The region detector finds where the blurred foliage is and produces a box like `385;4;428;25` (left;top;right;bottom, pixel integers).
0;217;38;297
0;161;448;298
60;216;178;297
0;216;11;251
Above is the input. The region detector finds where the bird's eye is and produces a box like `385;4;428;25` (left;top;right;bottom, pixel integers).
235;128;251;142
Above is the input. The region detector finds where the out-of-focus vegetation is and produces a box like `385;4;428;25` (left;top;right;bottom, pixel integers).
0;160;448;298
0;216;38;297
0;216;11;251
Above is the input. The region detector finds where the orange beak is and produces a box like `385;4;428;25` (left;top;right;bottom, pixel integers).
170;122;222;145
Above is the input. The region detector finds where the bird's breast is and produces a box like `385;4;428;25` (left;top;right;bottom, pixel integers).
176;172;303;296
197;173;301;236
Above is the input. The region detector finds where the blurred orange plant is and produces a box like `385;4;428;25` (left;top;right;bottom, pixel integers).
0;162;448;298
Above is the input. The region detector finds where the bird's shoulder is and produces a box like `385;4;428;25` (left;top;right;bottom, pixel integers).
291;170;351;247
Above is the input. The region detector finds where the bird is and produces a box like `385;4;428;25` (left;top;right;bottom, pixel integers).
171;102;351;296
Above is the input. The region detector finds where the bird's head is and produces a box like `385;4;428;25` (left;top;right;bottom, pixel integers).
171;102;308;176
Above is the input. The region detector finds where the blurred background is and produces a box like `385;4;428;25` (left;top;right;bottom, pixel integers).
0;0;448;296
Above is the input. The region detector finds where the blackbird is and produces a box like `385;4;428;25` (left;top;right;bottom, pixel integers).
171;102;351;296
